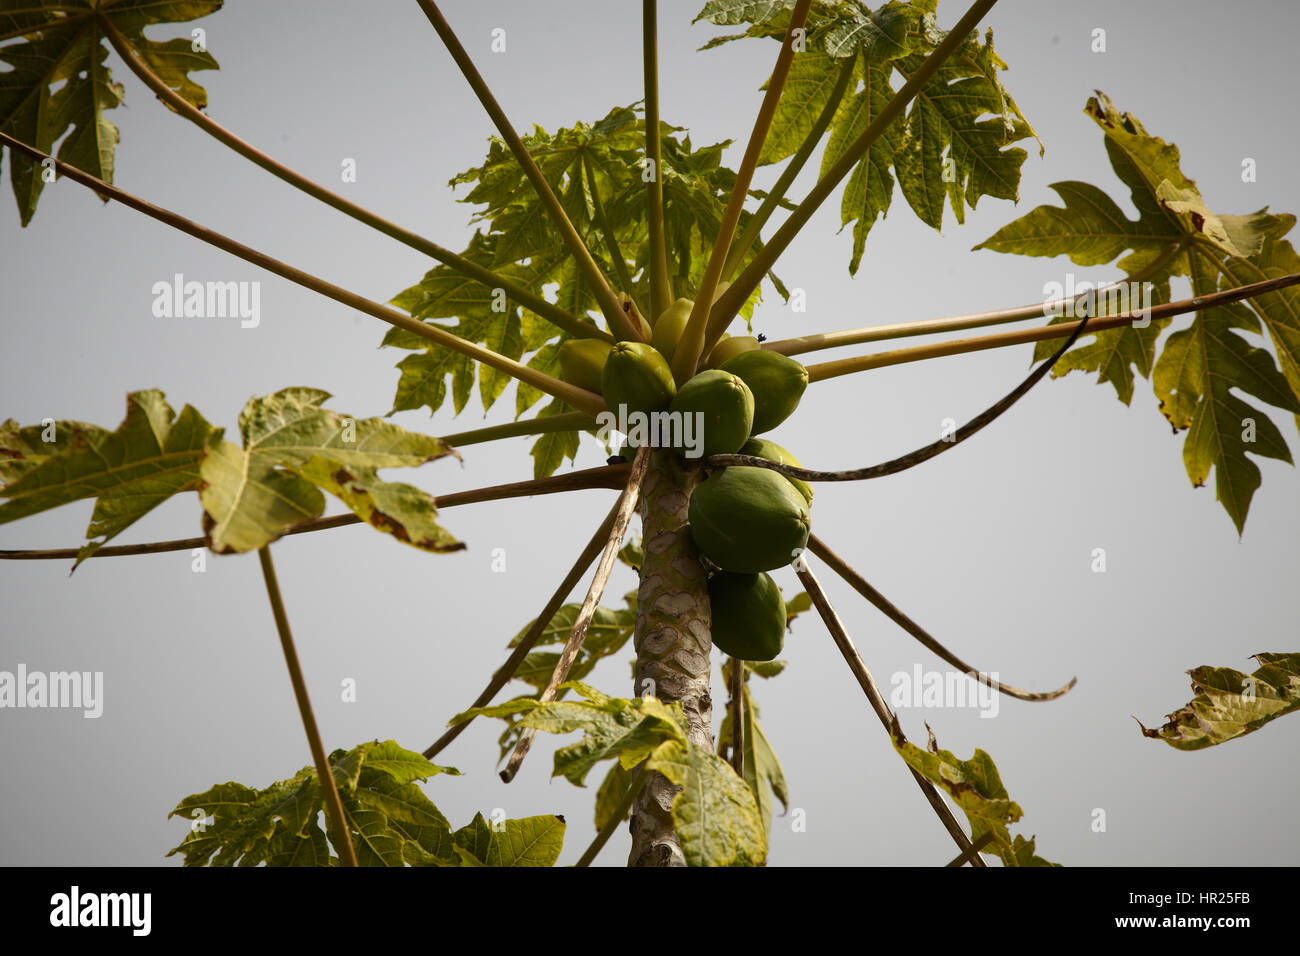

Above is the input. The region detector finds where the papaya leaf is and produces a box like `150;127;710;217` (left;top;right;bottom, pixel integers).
388;103;777;477
593;760;639;832
977;92;1300;529
0;0;221;224
718;678;788;835
647;739;767;867
452;812;567;867
1153;311;1296;533
891;724;1055;867
457;682;687;787
0;390;214;565
167;740;459;867
0;417;103;484
697;1;1036;273
199;388;463;553
1140;653;1300;751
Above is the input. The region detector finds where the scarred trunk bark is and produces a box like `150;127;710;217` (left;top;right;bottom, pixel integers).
628;452;713;867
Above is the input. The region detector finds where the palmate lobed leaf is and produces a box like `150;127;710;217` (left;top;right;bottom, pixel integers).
0;387;464;559
891;724;1058;866
169;739;562;867
1141;653;1300;751
199;387;464;554
977;92;1300;530
465;683;767;865
0;390;214;565
0;0;221;224
385;104;777;477
697;0;1039;274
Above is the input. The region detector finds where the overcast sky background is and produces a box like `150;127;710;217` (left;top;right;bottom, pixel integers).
2;0;1298;867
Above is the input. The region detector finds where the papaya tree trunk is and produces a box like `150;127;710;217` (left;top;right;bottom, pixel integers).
628;452;713;867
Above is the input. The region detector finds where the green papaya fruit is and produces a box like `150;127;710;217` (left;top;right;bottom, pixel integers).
651;297;694;363
689;466;810;573
557;338;613;394
705;334;760;369
708;570;786;661
719;350;808;434
667;370;754;458
602;341;676;416
739;437;813;504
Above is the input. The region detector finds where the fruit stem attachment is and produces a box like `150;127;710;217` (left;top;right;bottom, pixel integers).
671;0;814;385
643;0;673;322
0;131;608;418
415;0;640;342
500;447;653;782
795;559;984;865
710;0;1001;336
257;545;358;867
97;17;608;344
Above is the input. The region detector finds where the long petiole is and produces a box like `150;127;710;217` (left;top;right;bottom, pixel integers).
722;53;858;285
98;18;607;344
1;464;631;562
710;0;1001;336
424;500;622;759
672;0;813;384
0;131;607;417
763;239;1191;358
584;154;637;299
802;270;1300;383
257;546;359;867
415;0;639;341
643;0;673;321
795;559;984;865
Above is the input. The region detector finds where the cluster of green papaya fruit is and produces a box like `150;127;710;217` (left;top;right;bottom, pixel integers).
557;296;814;662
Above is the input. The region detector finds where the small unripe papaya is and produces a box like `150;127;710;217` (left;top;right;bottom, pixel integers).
739;437;813;504
668;370;754;457
708;570;786;662
557;338;612;394
651;297;693;363
720;350;808;434
602;341;676;416
689;466;810;573
705;334;760;369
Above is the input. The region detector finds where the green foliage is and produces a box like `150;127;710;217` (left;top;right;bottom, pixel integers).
382;104;784;477
0;0;222;224
977;92;1300;532
1140;653;1300;751
459;682;766;866
697;0;1038;273
891;724;1058;867
0;388;463;563
718;665;789;835
164;740;579;867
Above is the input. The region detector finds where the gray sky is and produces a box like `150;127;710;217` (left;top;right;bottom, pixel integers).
2;0;1298;867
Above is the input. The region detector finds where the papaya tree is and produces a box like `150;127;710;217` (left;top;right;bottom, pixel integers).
2;0;1298;868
